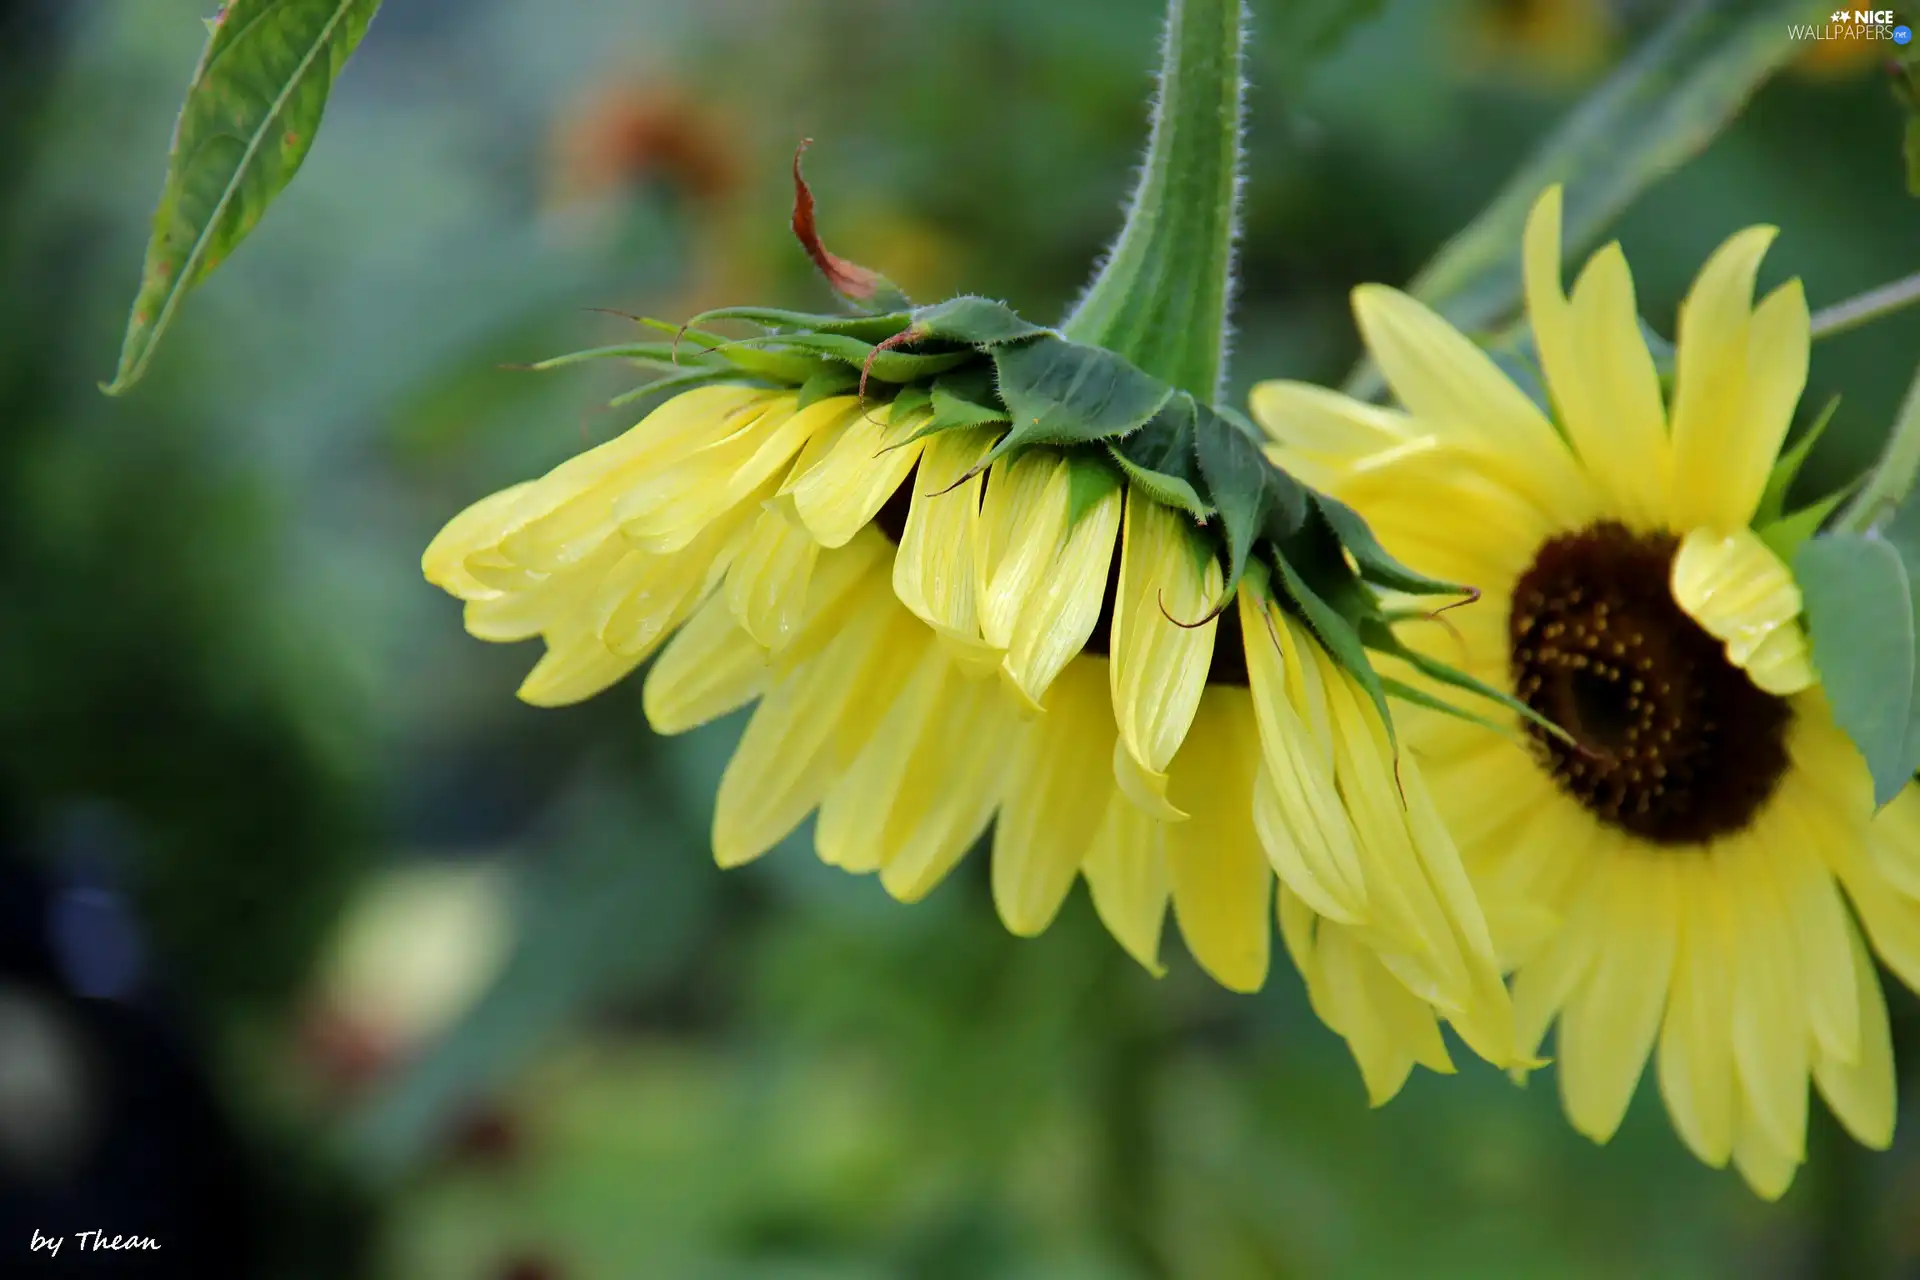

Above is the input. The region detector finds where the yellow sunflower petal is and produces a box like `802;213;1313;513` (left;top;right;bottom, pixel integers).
1668;225;1784;531
1812;921;1896;1150
1163;690;1271;993
1728;838;1810;1162
893;427;997;647
814;635;945;874
617;395;839;554
1730;1087;1801;1201
500;387;778;572
1241;591;1369;922
723;505;817;652
1735;278;1812;521
1657;853;1737;1167
1565;244;1671;525
516;626;641;708
1670;526;1812;694
1350;284;1586;510
1768;807;1859;1066
643;591;769;734
463;539;624;643
874;671;1019;903
1246;380;1415;459
1557;852;1677;1143
1108;491;1220;821
1317;922;1455;1107
976;451;1072;652
423;482;541;599
712;583;900;868
1083;792;1171;976
992;660;1112;936
788;404;926;549
1004;484;1122;707
1511;852;1607;1063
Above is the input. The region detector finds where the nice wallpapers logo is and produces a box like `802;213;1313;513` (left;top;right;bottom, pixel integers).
1790;8;1915;42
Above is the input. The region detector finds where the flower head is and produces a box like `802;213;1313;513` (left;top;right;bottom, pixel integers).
425;347;1529;1088
425;0;1540;1104
1253;185;1904;1197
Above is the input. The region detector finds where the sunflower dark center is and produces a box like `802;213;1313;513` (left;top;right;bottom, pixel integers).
1509;521;1790;845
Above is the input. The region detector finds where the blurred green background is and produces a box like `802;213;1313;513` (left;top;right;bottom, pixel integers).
3;1;1920;1277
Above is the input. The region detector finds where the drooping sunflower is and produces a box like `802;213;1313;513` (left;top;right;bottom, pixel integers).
1253;185;1912;1196
424;357;1529;1094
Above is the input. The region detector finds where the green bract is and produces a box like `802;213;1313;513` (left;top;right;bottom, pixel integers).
535;291;1562;750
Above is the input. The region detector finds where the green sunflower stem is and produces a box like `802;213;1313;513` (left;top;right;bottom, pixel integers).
1835;361;1920;536
1809;269;1920;344
1059;0;1246;402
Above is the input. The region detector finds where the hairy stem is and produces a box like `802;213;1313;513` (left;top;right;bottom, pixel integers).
1060;0;1246;402
1835;361;1920;536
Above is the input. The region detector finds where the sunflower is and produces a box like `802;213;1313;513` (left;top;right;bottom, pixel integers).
1252;185;1911;1197
424;377;1527;1094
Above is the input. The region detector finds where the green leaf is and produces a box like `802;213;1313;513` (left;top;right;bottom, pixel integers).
911;296;1052;347
992;335;1176;453
1757;483;1853;562
1191;405;1306;601
1363;620;1571;747
104;0;383;394
1106;396;1213;520
795;364;860;408
888;384;933;425
1797;533;1919;807
1313;493;1465;597
1066;453;1125;526
1347;0;1826;399
525;341;709;373
1379;675;1529;747
929;366;1010;427
715;345;834;385
756;332;972;383
1269;547;1394;743
1756;394;1840;526
605;365;743;410
1057;0;1245;399
682;305;914;344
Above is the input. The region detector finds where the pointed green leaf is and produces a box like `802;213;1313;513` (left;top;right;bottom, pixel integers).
1313;493;1467;597
682;306;914;343
751;332;970;383
1066;453;1124;526
1191;405;1305;602
526;342;715;373
1363;620;1571;747
929;367;1010;427
1797;532;1918;806
1756;394;1840;526
1268;540;1393;743
795;365;860;408
911;296;1051;347
992;335;1175;452
888;384;932;425
717;346;833;385
1759;483;1855;562
105;0;383;394
606;365;743;410
1379;675;1529;747
1106;396;1212;521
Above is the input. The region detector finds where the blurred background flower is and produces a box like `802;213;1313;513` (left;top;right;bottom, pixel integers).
6;0;1920;1276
